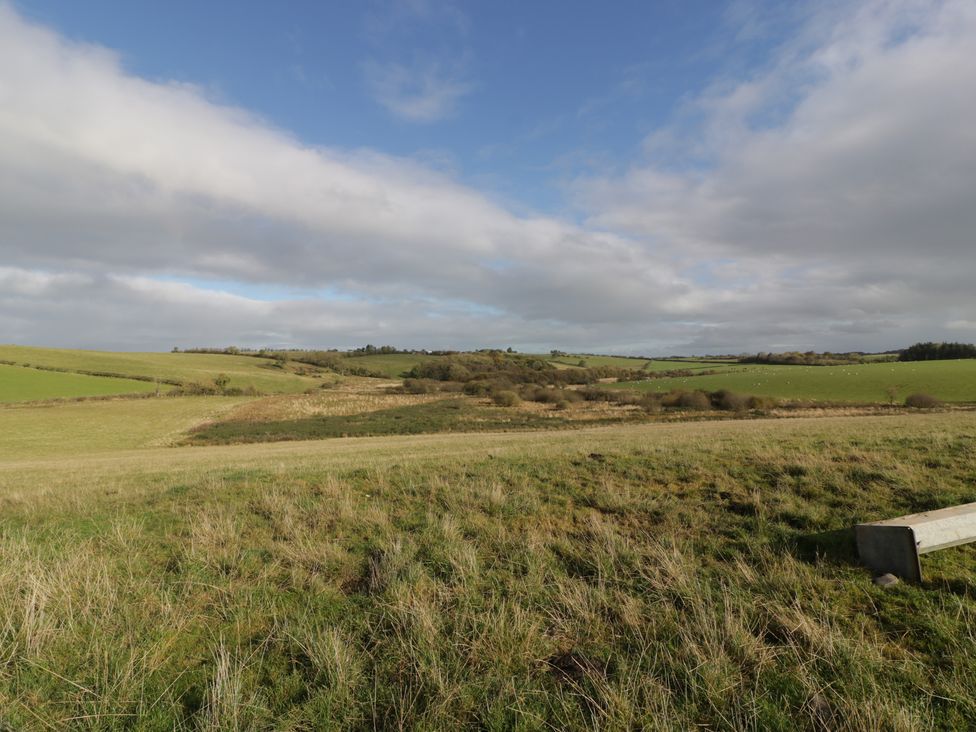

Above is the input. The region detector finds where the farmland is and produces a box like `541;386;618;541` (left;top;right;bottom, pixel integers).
546;354;736;371
0;396;249;458
0;345;325;395
612;359;976;403
0;363;159;403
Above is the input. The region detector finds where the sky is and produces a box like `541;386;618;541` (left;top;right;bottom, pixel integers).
1;0;974;355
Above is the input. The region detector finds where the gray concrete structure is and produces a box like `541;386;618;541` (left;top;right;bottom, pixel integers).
856;501;976;582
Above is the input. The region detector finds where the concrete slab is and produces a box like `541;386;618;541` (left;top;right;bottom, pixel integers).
856;501;976;582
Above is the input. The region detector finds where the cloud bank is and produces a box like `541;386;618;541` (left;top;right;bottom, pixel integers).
0;1;974;353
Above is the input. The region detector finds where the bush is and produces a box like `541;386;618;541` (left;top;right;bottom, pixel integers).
521;386;565;404
639;394;662;413
747;395;778;410
579;387;613;402
905;393;940;408
662;390;711;411
712;389;749;412
402;378;439;394
492;391;520;407
463;381;491;396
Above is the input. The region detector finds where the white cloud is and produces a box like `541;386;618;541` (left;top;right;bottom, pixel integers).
0;2;974;353
574;0;976;349
364;58;472;122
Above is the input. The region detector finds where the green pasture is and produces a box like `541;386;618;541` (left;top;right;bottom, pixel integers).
612;359;976;403
547;354;738;371
0;363;159;403
2;413;976;728
0;396;250;458
0;345;322;394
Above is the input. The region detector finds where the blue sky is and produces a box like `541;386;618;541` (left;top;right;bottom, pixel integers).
21;1;759;213
2;0;975;353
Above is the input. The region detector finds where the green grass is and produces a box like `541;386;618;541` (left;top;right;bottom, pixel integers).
0;345;324;394
0;396;251;458
545;354;735;371
0;363;159;403
1;413;976;728
612;359;976;403
186;398;599;445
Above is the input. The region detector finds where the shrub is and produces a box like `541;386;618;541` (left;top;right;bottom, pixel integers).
905;393;940;408
463;381;491;396
402;378;439;394
747;395;778;410
492;391;520;407
662;390;711;411
712;389;749;412
607;390;639;406
639;394;662;413
520;386;563;403
579;387;613;402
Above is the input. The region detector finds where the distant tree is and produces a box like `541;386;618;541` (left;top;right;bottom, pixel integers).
900;341;976;361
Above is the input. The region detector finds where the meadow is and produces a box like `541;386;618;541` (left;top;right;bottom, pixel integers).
2;345;976;729
546;354;735;371
0;345;324;394
612;359;976;404
0;363;159;403
0;397;250;458
1;413;976;729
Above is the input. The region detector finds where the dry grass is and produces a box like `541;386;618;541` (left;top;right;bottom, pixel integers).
224;381;443;423
0;413;975;728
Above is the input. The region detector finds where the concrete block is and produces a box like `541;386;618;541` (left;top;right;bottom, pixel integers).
856;501;976;582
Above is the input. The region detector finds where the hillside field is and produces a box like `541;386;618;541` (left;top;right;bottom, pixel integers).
2;411;976;728
546;354;736;371
0;345;324;395
612;359;976;403
0;363;159;403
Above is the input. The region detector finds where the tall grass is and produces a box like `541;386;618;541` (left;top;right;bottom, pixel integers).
0;414;975;727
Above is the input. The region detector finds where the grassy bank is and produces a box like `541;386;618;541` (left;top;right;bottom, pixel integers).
1;413;975;728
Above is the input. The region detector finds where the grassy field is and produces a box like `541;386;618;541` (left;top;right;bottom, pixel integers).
2;412;976;728
546;354;736;371
0;396;250;458
0;363;159;403
613;359;976;403
0;345;324;394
